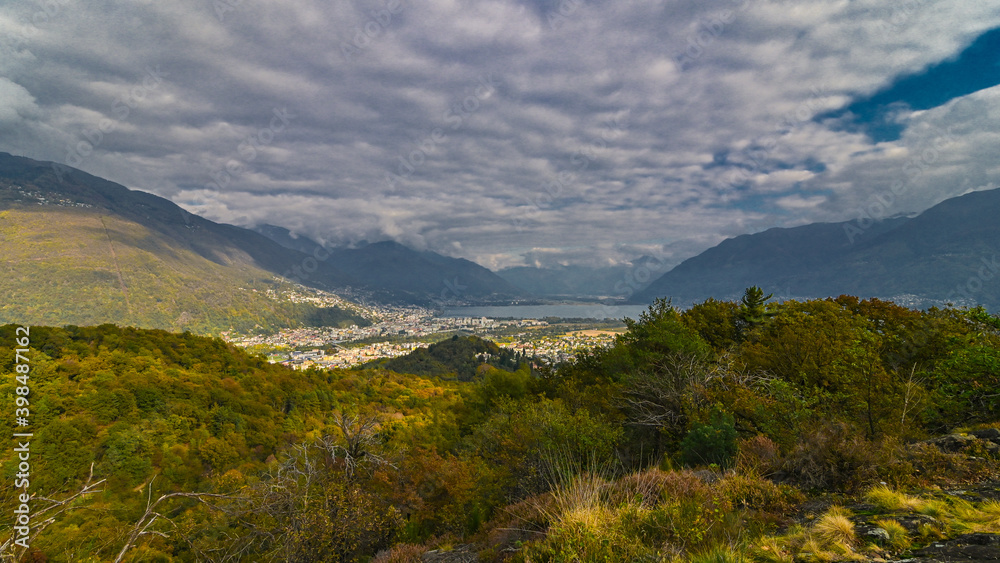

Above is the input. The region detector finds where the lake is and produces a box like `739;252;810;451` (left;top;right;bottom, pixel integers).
441;304;652;320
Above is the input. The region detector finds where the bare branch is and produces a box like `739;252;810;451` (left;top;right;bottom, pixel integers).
0;463;106;559
112;477;240;563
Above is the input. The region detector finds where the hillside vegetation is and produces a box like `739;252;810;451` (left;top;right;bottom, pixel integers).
0;207;366;334
1;292;1000;561
1;152;526;307
366;335;528;381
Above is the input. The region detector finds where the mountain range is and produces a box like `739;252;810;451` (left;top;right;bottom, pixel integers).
0;153;377;333
0;152;521;333
495;255;667;299
631;188;1000;311
252;225;524;304
3;150;998;330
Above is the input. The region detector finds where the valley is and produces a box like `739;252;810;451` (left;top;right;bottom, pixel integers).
225;302;623;369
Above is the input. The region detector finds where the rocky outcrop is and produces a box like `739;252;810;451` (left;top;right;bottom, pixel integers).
912;533;1000;562
921;431;1000;455
421;545;478;563
970;429;1000;442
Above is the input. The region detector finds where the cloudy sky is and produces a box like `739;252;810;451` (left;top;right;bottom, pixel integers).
2;0;999;271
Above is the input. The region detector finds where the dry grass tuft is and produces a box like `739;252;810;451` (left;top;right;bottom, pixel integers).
919;498;948;518
752;536;794;563
761;507;865;563
813;506;856;547
865;485;923;512
874;518;911;552
688;544;747;563
797;537;838;563
609;467;712;507
981;500;1000;516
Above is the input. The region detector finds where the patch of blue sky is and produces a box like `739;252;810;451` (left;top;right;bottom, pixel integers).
819;26;1000;142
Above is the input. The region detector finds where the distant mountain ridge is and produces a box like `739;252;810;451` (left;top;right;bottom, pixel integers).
0;152;523;333
253;225;527;304
496;256;668;299
633;188;1000;311
9;152;996;319
0;153;357;286
0;153;367;333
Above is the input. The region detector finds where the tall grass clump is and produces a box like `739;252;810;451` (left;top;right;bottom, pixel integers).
813;506;856;549
980;500;1000;516
864;485;923;512
688;544;747;563
515;454;655;561
873;518;910;552
516;460;772;562
762;507;862;563
517;469;654;562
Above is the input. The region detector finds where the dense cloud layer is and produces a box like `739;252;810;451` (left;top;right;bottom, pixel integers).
2;0;999;270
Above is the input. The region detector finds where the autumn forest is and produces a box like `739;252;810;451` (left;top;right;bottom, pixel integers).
3;292;1000;561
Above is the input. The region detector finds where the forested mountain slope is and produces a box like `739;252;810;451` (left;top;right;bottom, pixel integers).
3;297;1000;561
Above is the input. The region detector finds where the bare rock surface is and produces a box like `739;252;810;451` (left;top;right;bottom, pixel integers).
911;533;1000;562
421;544;478;563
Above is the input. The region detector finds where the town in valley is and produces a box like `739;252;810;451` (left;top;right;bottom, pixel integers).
223;287;624;369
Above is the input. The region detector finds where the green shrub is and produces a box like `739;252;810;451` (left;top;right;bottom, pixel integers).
682;409;738;468
780;422;912;491
718;472;803;522
100;429;152;487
